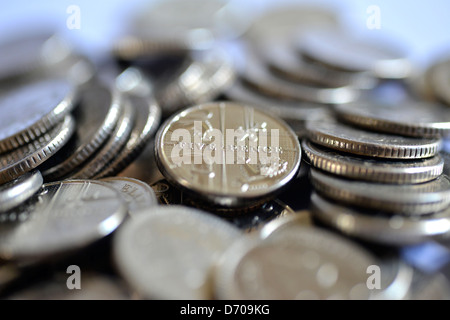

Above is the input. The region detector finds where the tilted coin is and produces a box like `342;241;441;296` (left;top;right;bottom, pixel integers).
257;210;313;239
311;192;450;246
0;170;43;213
40;82;123;181
306;120;442;159
155;101;301;207
0;180;127;261
297;30;413;79
302;140;444;184
100;177;158;216
310;169;450;216
113;205;242;300
334;101;450;138
213;225;378;300
0;116;75;184
70;98;135;179
0;78;77;153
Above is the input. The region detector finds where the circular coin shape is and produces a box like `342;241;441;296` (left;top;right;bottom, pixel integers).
0;180;127;261
335;101;450;138
310;169;450;216
0;116;75;184
113;205;242;300
306;120;442;159
155;101;301;207
302;140;444;184
213;225;378;300
0;78;77;153
0;170;43;213
311;192;450;246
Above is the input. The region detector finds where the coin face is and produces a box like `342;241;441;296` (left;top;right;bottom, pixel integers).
113;205;242;299
335;101;450;138
302;140;444;184
156;101;301;207
0;180;127;261
0;170;43;213
306;120;442;159
0;78;76;153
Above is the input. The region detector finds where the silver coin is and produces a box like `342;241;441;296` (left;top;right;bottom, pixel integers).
297;30;413;79
310;169;450;216
113;205;242;300
371;257;414;300
306;120;442;159
0;78;77;153
335;101;450;138
100;177;158;217
0;180;127;261
213;224;377;300
40;83;123;181
257;210;313;239
155;101;301;207
70;98;135;179
303;140;444;184
0;116;75;184
0;170;43;213
429;58;450;107
311;192;450;246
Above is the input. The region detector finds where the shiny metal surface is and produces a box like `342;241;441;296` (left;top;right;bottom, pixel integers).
0;170;43;213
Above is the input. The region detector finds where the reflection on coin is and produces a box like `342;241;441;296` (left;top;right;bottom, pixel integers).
155;101;301;207
303;140;444;184
372;257;414;300
311;192;450;246
0;180;127;261
0;78;77;153
310;169;450;216
306;120;442;159
0;171;43;213
257;210;313;239
40;83;123;181
335;101;450;138
213;225;377;300
100;177;158;216
0;116;75;184
113;205;242;299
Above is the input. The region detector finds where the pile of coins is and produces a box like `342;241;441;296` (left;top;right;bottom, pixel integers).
1;1;450;300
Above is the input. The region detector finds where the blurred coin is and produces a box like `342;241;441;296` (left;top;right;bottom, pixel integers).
40;83;123;181
409;271;450;300
311;192;450;246
306;120;441;159
0;78;77;153
155;101;301;208
100;177;158;216
113;205;242;300
0;171;43;213
0;180;127;261
0;116;75;184
303;140;444;184
213;224;377;300
297;30;413;79
371;257;414;300
335;101;450;138
310;169;450;216
257;210;313;239
428;58;450;107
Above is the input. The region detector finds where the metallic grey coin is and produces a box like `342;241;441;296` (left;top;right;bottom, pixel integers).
113;205;242;300
429;59;450;107
310;169;450;216
100;177;158;216
94;68;162;179
0;180;127;261
306;120;442;159
155;101;301;207
0;116;75;184
303;140;444;184
257;210;313;239
70;98;135;179
372;257;414;301
297;30;413;79
40;83;123;181
0;78;77;153
213;225;377;300
235;45;359;105
409;271;450;300
225;79;332;137
335;101;450;138
0;171;43;213
311;192;450;245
